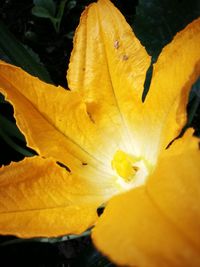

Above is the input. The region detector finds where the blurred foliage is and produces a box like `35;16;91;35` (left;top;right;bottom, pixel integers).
186;78;200;136
133;0;200;60
0;20;52;83
32;0;76;33
0;0;200;266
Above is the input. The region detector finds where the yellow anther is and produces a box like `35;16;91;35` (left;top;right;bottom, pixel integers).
111;150;139;182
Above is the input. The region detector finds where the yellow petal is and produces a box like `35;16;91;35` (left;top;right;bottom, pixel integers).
147;130;200;250
163;128;199;157
0;61;118;173
67;0;151;156
0;156;115;238
142;18;200;160
92;132;200;267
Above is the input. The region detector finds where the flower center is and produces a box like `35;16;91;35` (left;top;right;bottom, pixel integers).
111;150;149;190
111;150;139;181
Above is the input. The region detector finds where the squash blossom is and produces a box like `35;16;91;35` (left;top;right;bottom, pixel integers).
0;0;200;266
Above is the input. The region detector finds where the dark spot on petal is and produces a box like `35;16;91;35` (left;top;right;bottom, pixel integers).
85;101;98;123
87;111;95;123
56;161;71;172
122;55;129;61
114;40;119;49
133;166;139;172
82;162;88;166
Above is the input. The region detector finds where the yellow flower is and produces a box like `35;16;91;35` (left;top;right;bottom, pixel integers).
0;0;200;266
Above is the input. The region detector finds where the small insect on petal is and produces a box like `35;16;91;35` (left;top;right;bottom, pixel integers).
122;55;129;61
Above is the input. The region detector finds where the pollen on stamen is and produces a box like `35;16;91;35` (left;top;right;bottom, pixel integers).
111;150;149;191
111;150;138;182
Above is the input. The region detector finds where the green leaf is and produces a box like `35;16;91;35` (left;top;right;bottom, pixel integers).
57;0;68;20
0;113;24;141
0;94;5;103
0;20;52;83
53;0;68;32
0;127;34;157
84;250;115;267
134;0;200;102
55;0;77;32
65;0;77;11
32;6;54;19
65;30;75;39
187;79;200;127
32;0;68;33
192;78;200;98
0;230;91;246
33;0;56;16
73;243;115;267
133;0;200;60
32;6;60;32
